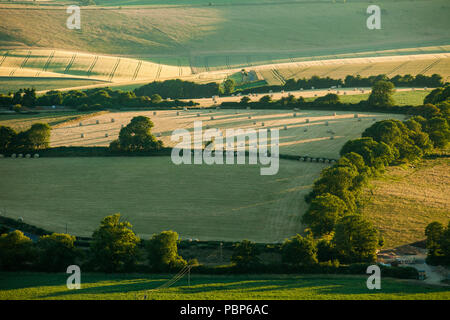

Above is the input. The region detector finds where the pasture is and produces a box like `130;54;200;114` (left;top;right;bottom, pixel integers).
361;157;450;249
0;156;327;242
49;109;405;159
1;273;449;300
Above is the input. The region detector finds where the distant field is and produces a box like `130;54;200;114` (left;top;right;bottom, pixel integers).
0;111;95;131
1;273;449;300
0;1;449;61
0;157;327;242
0;78;104;94
361;158;450;249
49;109;405;159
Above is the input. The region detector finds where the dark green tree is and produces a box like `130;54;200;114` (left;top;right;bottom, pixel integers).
281;234;318;265
147;230;186;271
368;81;395;107
36;233;78;272
231;240;260;268
90;214;141;272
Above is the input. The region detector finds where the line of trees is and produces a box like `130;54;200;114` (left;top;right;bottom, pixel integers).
0;87;198;111
299;84;449;264
0;123;51;153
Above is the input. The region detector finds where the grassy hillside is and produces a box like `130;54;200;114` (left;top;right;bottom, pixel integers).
1;0;449;60
361;157;450;249
1;273;449;300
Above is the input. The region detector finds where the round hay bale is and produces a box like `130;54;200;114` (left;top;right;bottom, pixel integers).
79;122;83;126
373;118;377;121
247;106;251;110
18;217;24;223
261;122;265;126
354;114;359;118
333;112;337;116
11;153;16;158
293;113;297;117
183;107;187;111
304;128;308;132
325;121;329;126
34;154;39;158
153;111;157;115
111;118;115;123
81;133;85;138
210;116;214;120
284;125;287;130
105;133;109;137
176;111;180;116
253;121;256;125
25;154;31;158
305;119;310;123
216;106;220;110
197;113;201;117
96;120;100;124
330;135;334;140
0;154;4;158
248;116;252;119
358;118;362;122
18;154;23;158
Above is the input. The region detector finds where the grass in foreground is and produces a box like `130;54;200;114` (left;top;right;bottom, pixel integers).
0;272;448;300
361;157;450;249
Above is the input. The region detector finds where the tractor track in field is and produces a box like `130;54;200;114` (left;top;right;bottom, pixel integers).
64;53;77;74
0;52;8;68
386;61;410;77
131;60;142;80
36;50;54;77
419;58;441;75
108;58;121;81
86;55;98;78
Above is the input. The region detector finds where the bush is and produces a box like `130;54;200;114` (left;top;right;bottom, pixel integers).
281;234;318;265
36;233;79;272
0;230;35;271
147;230;186;271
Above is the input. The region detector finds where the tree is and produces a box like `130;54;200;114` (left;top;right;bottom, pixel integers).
223;79;235;95
26;123;51;150
90;214;140;272
425;221;445;265
240;96;251;105
259;95;272;104
281;234;318;265
315;93;340;105
368;81;395;107
0;230;35;271
317;239;336;263
150;94;162;104
112;116;163;152
302;193;348;236
21;88;37;107
0;126;17;153
147;230;186;271
36;233;78;272
231;240;260;268
332;215;379;263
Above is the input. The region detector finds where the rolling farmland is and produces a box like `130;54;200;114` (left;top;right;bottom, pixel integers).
47;109;405;159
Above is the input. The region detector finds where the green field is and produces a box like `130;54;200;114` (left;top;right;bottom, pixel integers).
0;78;105;94
0;156;328;242
1;272;448;300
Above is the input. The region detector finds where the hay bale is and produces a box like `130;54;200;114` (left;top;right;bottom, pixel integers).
18;217;23;223
373;118;377;121
330;135;334;140
11;153;16;158
253;121;256;125
25;154;31;158
284;125;287;130
111;118;115;123
183;107;187;111
96;120;100;124
210;116;214;120
358;118;362;122
354;114;359;118
18;154;23;158
81;133;85;138
34;154;39;158
247;106;251;110
105;133;109;137
197;113;201;117
153;111;157;115
216;106;220;110
325;121;329;126
0;154;4;158
304;128;308;132
176;111;180;116
305;119;310;123
79;122;83;126
293;113;297;117
333;112;337;116
261;122;265;126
